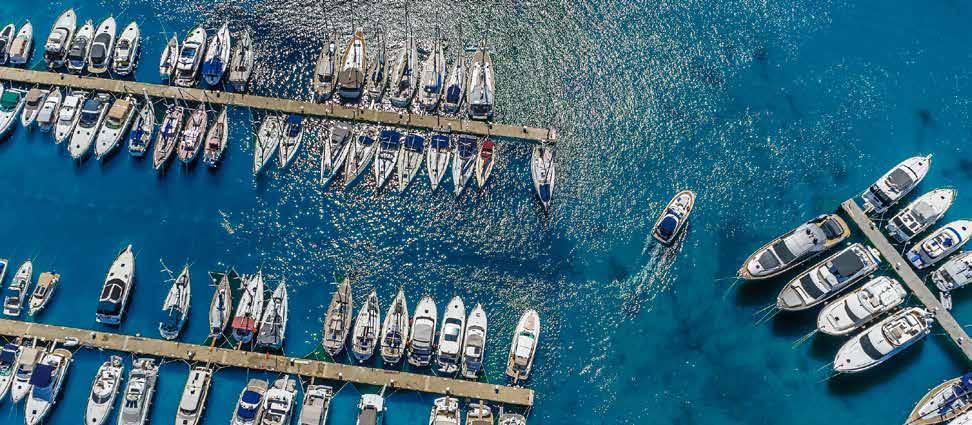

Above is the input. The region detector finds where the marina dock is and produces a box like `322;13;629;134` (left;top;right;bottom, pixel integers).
0;67;555;143
0;319;535;406
840;199;972;362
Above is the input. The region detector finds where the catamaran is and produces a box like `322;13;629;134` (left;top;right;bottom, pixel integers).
380;288;409;365
322;279;353;357
27;272;59;316
374;129;402;189
507;309;540;381
407;295;438;367
54;90;84;143
336;31;367;101
231;272;265;344
66;20;93;73
319;123;353;186
352;290;381;363
202;23;231;86
153;105;185;171
117;358;158;425
43;9;76;68
175;366;213;425
228;30;255;91
202;107;228;167
861;155;931;214
111;22;140;76
3;260;32;317
94;95;136;160
738;214;851;280
343;126;378;188
256;281;288;350
277;114;303;169
397;133;425;192
436;296;466;373
95;245;135;325
159;265;191;340
460;303;488;379
231;379;267;425
208;273;234;339
452;135;477;196
776;243;881;311
87;17;116;74
178;103;207;163
173;26;207;87
68;93;112;160
24;348;72;425
127;98;155;157
84;355;123;425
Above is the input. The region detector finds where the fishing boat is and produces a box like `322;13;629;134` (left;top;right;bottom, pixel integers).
111;22;140;76
20;88;48;128
467;42;495;120
66;20;93;73
228;30;255;91
776;243;881;311
231;272;265;344
531;144;556;211
336;31;367;101
298;385;333;425
8;22;33;66
506;309;540;381
356;393;385;425
396;133;425;192
68;93;112;160
652;190;696;244
460;303;488;379
833;307;931;373
380;288;409;364
366;30;388;100
127;99;155;157
374;129;401;189
417;38;445;112
932;251;972;293
351;290;381;363
173;26;207;87
95;245;136;325
906;220;972;269
3;260;32;317
452;135;477;196
474;138;495;188
54;90;84;143
256;281;288;350
816;276;906;336
87;17;116;74
27;272;59;316
178;103;207;163
202;107;228;167
499;411;527;425
737;214;851;280
862;155;932;214
175;366;212;425
0;343;19;401
254;115;282;175
343;126;378;188
441;51;466;114
231;379;268;425
159;265;191;340
159;35;179;79
312;32;338;100
43;9;76;68
94;95;136;160
407;295;438;367
389;32;417;108
24;348;72;425
117;358;158;425
208;273;234;339
84;355;123;425
277;114;303;169
153;105;185;170
425;134;451;190
0;88;26;138
262;377;297;425
319;123;352;186
436;296;466;373
907;373;972;425
9;344;42;403
322;279;353;357
0;24;14;65
466;403;494;425
202;23;231;86
35;87;62;132
885;188;956;243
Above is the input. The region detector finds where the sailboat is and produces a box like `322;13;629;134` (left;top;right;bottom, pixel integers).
451;135;478;196
231;272;265;344
336;31;367;101
366;29;388;100
255;281;288;350
343;126;378;188
389;25;418;108
177;103;208;163
254;115;282;175
208;273;234;339
159;35;179;79
351;290;380;363
474;138;496;188
153;105;185;171
397;133;425;192
441;48;467;114
467;41;495;120
227;30;255;91
531;143;556;211
312;31;339;100
159;265;191;340
373;129;402;189
127;97;154;157
202;107;228;167
417;36;445;112
322;279;353;357
319;123;353;186
277;114;303;169
202;23;231;86
379;288;409;365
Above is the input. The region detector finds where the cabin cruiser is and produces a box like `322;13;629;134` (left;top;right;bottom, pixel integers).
94;95;136;160
407;295;438;367
298;385;333;425
397;133;425;192
906;220;972;269
54;90;84;143
175;366;212;425
35;88;62;132
380;288;409;364
118;358;159;425
203;107;228;167
8;22;34;66
738;214;851;280
256;281;288;350
66;20;93;72
862;155;931;214
336;31;367;101
111;22;140;76
499;411;527;425
69;93;112;160
24;348;72;425
816;276;906;336
178;103;207;163
776;243;881;311
417;39;445;112
467;42;495;120
428;397;460;425
85;355;123;425
441;52;466;114
356;393;385;425
9;344;42;403
253;115;282;175
28;272;60;316
374;129;401;189
20;88;48;128
365;31;388;100
466;403;494;425
652;190;696;244
452;135;478;196
0;88;26;138
0;343;19;400
531;144;556;211
228;30;255;91
231;272;265;344
43;9;76;68
352;290;381;362
507;309;540;381
159;265;191;340
262;377;297;425
232;379;268;425
87;17;116;74
461;304;488;379
426;134;451;191
436;296;466;373
208;273;233;339
312;32;338;99
474;138;495;189
319;124;352;186
833;307;931;373
277;114;303;169
932;251;972;293
322;279;353;357
95;245;136;325
159;35;179;79
174;26;207;87
0;24;14;65
3;260;32;317
885;188;955;243
202;23;231;86
153;105;185;171
128;99;154;156
907;373;972;425
389;33;417;108
343;126;377;187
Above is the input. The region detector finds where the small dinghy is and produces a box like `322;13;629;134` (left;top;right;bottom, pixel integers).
407;295;438;367
127;99;154;157
208;273;233;339
417;38;445;112
43;9;76;68
906;220;972;269
69;93;112;160
0;89;26;138
467;42;495;120
738;214;850;280
277;114;303;169
816;276;906;336
862;155;932;214
175;367;213;425
366;31;388;100
54;90;84;143
84;356;123;425
652;190;696;244
343;126;378;188
159;265;191;340
507;309;540;382
0;24;14;65
776;243;881;311
298;385;333;425
9;344;42;403
24;348;72;425
397;133;425;192
178;103;207;163
351;290;381;363
253;115;282;175
202;107;228;167
460;303;488;379
886;188;956;243
319;123;352;186
441;52;467;114
436;296;466;373
159;35;179;79
531;143;556;211
322;279;353;357
173;26;207;87
452;135;478;196
20;88;48;128
8;22;33;66
426;134;451;191
256;281;288;350
833;307;931;373
111;22;139;76
336;31;367;101
35;87;62;132
27;272;59;316
380;288;409;365
231;272;265;344
94;95;136;160
312;32;338;100
87;17;116;74
907;373;972;425
0;342;19;400
466;403;494;425
389;32;418;108
428;397;460;425
374;129;402;189
231;379;268;425
153;105;185;171
227;30;255;92
66;20;93;73
263;377;297;425
3;260;33;317
95;245;135;325
118;358;159;425
474;138;495;189
202;23;231;86
932;251;972;293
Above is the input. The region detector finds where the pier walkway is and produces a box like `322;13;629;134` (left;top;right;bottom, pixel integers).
841;199;972;362
0;67;555;143
0;319;534;406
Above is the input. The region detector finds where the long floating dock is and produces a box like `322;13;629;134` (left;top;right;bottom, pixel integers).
0;319;534;406
841;199;972;362
0;67;555;143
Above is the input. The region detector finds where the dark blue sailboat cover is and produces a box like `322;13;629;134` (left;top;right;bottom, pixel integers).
446;85;461;103
430;135;449;149
379;130;401;147
939;373;972;415
457;136;477;156
404;134;424;151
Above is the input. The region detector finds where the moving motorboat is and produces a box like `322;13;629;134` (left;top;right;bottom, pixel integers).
886;188;956;243
178;103;207;163
66;20;93;73
466;403;494;425
262;376;297;425
35;87;62;132
906;220;972;269
380;288;409;365
84;355;123;425
312;32;338;100
441;51;466;114
44;9;77;68
426;134;450;191
20;88;48;128
466;42;495;120
68;93;112;160
159;35;179;79
397;133;425;192
231;272;265;344
228;30;255;91
436;296;466;374
94;95;136;160
253;115;282;175
127;99;155;157
277;114;303;169
202;107;228;167
374;129;401;189
95;245;136;325
336;31;367;101
256;281;288;350
111;22;140;76
907;373;972;425
202;23;231;86
452;135;477;196
366;30;388;100
24;348;72;425
407;295;438;367
343;126;377;187
506;309;540;381
352;290;380;363
153;105;185;171
117;358;158;425
322;279;353;357
159;265;191;340
932;251;972;293
298;385;333;425
816;276;906;336
54;90;84;143
417;38;445;112
3;260;32;317
776;243;881;311
9;344;42;403
428;397;460;425
738;214;851;280
173;26;207;87
87;17;116;74
0;343;19;401
389;32;418;108
356;393;385;425
27;272;59;316
0;88;26;138
460;303;488;379
833;307;931;373
652;190;696;244
208;273;234;339
319;123;352;186
8;22;34;66
531;143;556;211
862;155;932;214
474;138;495;189
231;379;267;425
174;366;212;425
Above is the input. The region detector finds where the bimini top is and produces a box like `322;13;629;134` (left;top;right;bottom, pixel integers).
29;363;55;387
0;344;16;364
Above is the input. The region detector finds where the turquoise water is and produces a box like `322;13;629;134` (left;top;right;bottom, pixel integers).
1;0;972;424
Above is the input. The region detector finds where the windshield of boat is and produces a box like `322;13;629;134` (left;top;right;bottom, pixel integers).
181;45;198;59
413;320;434;346
443;319;462;342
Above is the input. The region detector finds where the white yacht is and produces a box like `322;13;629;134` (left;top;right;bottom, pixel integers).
441;52;466;114
69;93;112;161
43;9;76;68
389;31;417;108
739;215;851;280
20;88;49;128
885;188;956;243
452;135;477;196
466;42;495;120
436;296;466;373
932;251;972;293
174;26;207;87
228;30;255;91
127;99;154;157
833;307;931;373
322;279;353;357
397;133;425;192
202;107;228;167
428;397;460;425
175;366;213;425
117;358;159;425
178;103;207;163
0;342;20;401
95;245;136;325
232;379;268;425
460;304;488;379
159;265;191;340
336;31;367;101
201;23;231;86
351;290;381;363
380;288;409;365
3;260;32;317
231;272;265;344
356;393;385;425
407;295;438;367
906;220;972;269
255;281;288;350
499;411;527;425
474;138;495;189
28;272;60;316
531;144;556;211
0;88;26;138
66;20;93;72
319;123;352;186
374;129;402;189
87;17;116;74
312;32;338;99
343;126;377;188
111;22;140;76
298;385;333;425
24;348;72;425
159;35;178;79
53;90;84;143
776;243;881;311
417;39;445;112
816;276;906;336
906;373;972;425
466;404;494;425
35;87;62;132
8;22;33;66
506;309;541;381
862;155;932;214
261;377;297;425
84;355;124;425
253;115;282;175
153;105;184;171
365;31;388;100
94;95;136;160
9;345;42;403
208;273;233;339
0;24;14;65
652;190;696;245
277;114;303;169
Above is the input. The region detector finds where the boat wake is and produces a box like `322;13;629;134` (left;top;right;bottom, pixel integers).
620;233;687;317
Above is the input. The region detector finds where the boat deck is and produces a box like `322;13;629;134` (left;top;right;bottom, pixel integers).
0;319;534;406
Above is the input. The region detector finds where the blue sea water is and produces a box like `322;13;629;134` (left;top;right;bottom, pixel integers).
0;0;971;424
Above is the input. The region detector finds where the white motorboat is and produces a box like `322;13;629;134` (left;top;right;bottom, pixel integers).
159;265;191;340
356;393;385;425
277;114;303;169
466;403;494;425
87;17;116;74
932;251;972;293
906;220;972;269
27;272;59;316
322;279;353;357
380;288;409;365
0;24;14;65
738;214;851;280
3;260;32;317
436;296;466;374
21;88;48;128
43;9;76;68
428;397;460;425
652;190;696;244
417;38;445;112
111;22;140;76
175;366;212;425
336;31;367;101
262;377;297;425
8;22;33;66
506;309;540;381
365;31;388;100
319;123;352;186
173;26;207;87
407;295;438;367
202;107;228;167
389;32;417;108
474;138;495;189
499;411;527;425
0;88;26;138
816;276;906;336
9;344;42;403
159;35;179;79
312;32;338;100
66;20;93;73
153;105;184;171
0;342;20;400
255;281;288;350
298;385;333;425
35;87;62;132
228;30;255;91
127;98;154;156
201;23;231;86
231;272;265;344
68;93;112;160
231;379;268;425
94;95;136;160
441;52;466;114
452;135;477;196
208;273;234;339
254;115;282;175
84;355;123;425
833;307;931;373
531;143;556;211
24;348;72;425
373;129;402;189
460;303;488;379
886;188;956;243
466;42;495;120
776;243;881;311
95;245;136;325
351;290;381;363
425;134;451;190
343;126;378;188
177;103;207;163
117;358;158;425
53;90;84;143
396;133;425;192
862;155;932;214
907;373;972;425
